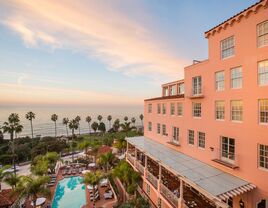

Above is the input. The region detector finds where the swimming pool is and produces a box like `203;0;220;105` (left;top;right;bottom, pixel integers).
52;176;86;208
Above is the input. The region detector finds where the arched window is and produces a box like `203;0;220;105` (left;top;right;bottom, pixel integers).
257;199;266;208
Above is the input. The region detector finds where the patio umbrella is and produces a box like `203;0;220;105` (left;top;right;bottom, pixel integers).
88;163;96;167
31;197;46;206
82;170;91;174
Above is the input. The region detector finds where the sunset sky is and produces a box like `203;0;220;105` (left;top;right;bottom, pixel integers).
0;0;256;107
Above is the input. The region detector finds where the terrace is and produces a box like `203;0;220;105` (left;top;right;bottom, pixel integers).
126;136;256;208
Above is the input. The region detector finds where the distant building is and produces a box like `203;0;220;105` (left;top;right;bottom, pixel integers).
126;1;268;208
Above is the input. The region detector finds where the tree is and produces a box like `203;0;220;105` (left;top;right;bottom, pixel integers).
79;141;91;158
69;119;79;162
4;173;20;189
85;116;92;134
91;122;98;133
114;138;127;153
139;114;144;127
113;119;120;132
0;127;4;144
0;165;11;191
51;114;58;138
107;115;112;130
62;118;69;137
97;115;103;123
83;171;103;208
75;116;81;135
131;117;136;127
98;152;115;173
44;152;59;174
124;116;128;123
2;113;23;174
25;111;35;139
120;122;136;136
14;175;50;208
98;122;106;134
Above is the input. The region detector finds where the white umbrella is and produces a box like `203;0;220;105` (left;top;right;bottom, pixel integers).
31;197;46;206
82;170;91;174
88;163;96;167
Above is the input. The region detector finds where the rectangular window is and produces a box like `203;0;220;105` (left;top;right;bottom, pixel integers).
188;130;194;145
259;144;268;169
163;87;169;96
221;36;234;59
170;85;176;96
157;123;161;134
148;104;152;113
257;20;268;47
177;103;183;116
193;103;201;118
172;127;179;144
178;83;185;94
221;137;235;163
231;67;242;89
259;99;268;124
157;103;161;114
198;132;205;149
170;103;175;115
146;183;150;195
192;76;202;95
215;101;225;120
231;100;243;121
162;124;166;136
215;71;225;91
162;103;166;115
157;198;162;208
258;60;268;86
148;122;152;131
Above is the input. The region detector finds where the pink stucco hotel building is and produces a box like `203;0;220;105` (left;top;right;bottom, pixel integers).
126;1;268;208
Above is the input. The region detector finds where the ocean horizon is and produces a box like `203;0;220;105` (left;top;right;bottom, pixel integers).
0;105;143;139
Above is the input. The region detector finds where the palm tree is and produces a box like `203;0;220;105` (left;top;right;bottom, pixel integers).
78;141;91;158
124;116;128;123
51;114;58;138
2;113;23;174
75;116;81;135
97;115;103;123
139;114;144;127
113;119;120;132
62;118;69;137
4;173;20;189
25;111;35;139
107;115;112;130
91;122;98;133
69;119;79;162
85;116;92;134
98;152;115;173
83;171;103;208
14;175;50;208
120;122;136;136
131;117;136;127
0;165;11;191
114;138;127;153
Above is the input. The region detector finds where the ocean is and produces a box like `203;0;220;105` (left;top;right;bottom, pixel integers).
0;105;143;139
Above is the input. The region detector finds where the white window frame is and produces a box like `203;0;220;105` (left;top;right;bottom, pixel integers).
157;123;161;134
148;103;152;113
198;132;205;149
192;76;202;95
215;101;225;120
258;60;268;86
188;130;194;145
172;127;179;144
259;99;268;124
157;103;161;114
192;102;201;118
177;103;183;117
170;85;176;96
221;36;235;59
231;100;243;122
257;20;268;48
162;103;166;115
178;83;185;94
231;66;243;89
215;71;225;91
162;124;167;136
170;103;175;116
258;144;268;171
221;136;235;164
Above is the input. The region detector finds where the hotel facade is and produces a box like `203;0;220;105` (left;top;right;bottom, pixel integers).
126;1;268;208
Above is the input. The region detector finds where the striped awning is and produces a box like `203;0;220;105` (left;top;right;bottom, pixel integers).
217;184;256;200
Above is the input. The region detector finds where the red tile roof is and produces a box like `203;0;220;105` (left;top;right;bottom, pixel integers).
98;146;112;155
0;189;17;208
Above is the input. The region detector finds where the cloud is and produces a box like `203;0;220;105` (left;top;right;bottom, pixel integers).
0;0;187;81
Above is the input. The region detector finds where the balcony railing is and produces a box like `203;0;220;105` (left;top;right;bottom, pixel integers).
211;148;239;169
126;153;135;165
136;161;145;175
160;183;179;208
146;171;158;189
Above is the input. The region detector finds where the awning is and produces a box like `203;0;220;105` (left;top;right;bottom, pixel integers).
126;136;256;201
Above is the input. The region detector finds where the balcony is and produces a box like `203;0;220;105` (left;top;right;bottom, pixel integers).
136;161;145;175
211;148;239;169
146;171;158;189
126;153;135;166
160;183;179;208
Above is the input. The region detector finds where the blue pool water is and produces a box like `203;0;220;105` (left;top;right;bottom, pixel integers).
52;176;86;208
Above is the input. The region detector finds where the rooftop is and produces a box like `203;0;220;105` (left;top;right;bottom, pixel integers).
126;136;255;200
